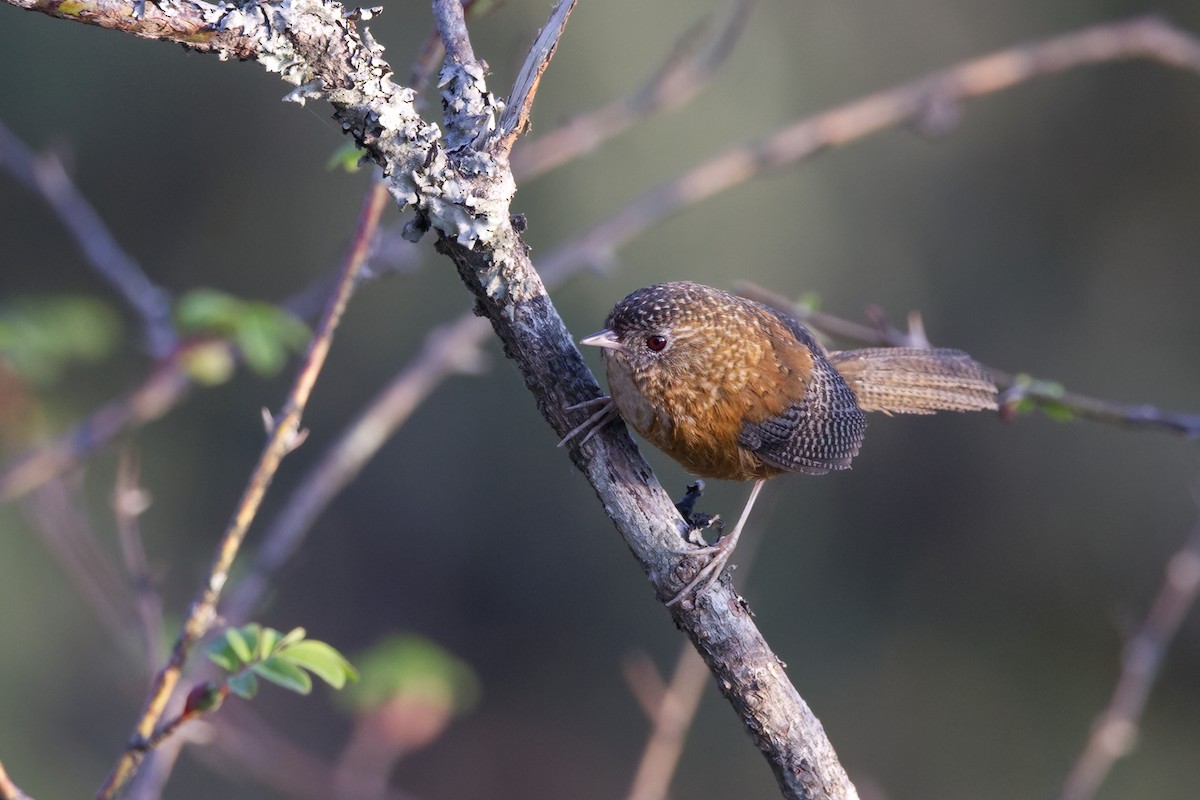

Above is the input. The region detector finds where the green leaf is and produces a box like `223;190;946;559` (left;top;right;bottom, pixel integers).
279;639;358;689
227;671;259;699
0;296;122;385
254;656;313;695
276;626;308;651
174;289;310;377
327;141;366;173
257;626;282;660
224;626;254;665
342;634;479;714
206;638;240;673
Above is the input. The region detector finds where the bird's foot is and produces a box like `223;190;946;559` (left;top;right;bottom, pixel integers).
558;396;617;448
665;532;738;607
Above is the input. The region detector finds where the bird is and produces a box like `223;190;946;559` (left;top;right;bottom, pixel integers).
561;281;997;606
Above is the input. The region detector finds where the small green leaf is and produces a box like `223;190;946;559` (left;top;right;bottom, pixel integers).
254;656;313;695
277;626;308;651
279;639;358;689
206;639;240;673
228;671;259;699
795;291;822;315
175;289;310;378
0;296;122;385
224;626;254;665
1040;399;1076;423
327;141;366;173
343;634;480;714
257;626;282;660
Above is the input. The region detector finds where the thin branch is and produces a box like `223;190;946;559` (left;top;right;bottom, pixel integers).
432;0;476;64
96;177;391;800
196;706;424;800
496;0;577;154
0;119;176;357
11;3;1200;797
0;354;195;503
0;759;32;800
22;478;137;645
222;314;490;624
510;0;753;179
1058;502;1200;800
113;448;166;676
624;649;712;800
737;283;1200;438
537;15;1200;276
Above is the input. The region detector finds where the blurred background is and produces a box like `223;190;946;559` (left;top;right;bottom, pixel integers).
2;0;1200;798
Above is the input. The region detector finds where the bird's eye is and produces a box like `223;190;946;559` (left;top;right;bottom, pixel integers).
645;335;668;352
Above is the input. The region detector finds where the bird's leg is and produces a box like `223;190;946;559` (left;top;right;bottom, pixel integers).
557;396;618;448
666;479;765;607
674;481;721;545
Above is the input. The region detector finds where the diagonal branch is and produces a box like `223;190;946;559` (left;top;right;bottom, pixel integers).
495;0;577;155
0;120;176;356
0;759;32;800
1058;499;1200;800
96;177;391;800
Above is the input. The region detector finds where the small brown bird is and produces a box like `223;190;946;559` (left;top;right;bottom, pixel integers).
563;281;997;605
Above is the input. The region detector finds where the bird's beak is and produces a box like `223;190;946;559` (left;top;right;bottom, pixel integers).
579;329;623;351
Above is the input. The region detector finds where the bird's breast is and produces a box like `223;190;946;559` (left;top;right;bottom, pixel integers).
602;349;782;482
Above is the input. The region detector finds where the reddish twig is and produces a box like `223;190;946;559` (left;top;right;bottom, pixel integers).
96;178;392;800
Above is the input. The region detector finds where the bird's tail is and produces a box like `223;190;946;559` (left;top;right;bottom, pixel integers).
828;348;998;415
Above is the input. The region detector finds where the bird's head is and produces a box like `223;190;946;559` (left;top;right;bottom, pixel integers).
579;281;736;379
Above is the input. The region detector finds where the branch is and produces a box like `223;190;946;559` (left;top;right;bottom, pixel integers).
0;358;193;503
0;758;32;800
96;174;390;799
496;0;577;154
510;0;753;179
1058;500;1200;800
536;15;1200;276
0;120;176;357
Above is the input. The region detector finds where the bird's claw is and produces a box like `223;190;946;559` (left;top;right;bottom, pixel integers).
558;396;618;448
665;534;738;607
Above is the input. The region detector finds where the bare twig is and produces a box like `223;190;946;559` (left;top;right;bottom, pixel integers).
738;283;1200;438
624;649;712;800
537;15;1200;277
0;354;195;503
194;706;423;800
511;0;753;179
0;119;175;356
22;478;136;645
496;0;577;154
0;758;32;800
222;314;490;624
113;448;166;676
96;178;391;800
10;2;1200;797
1058;503;1200;800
